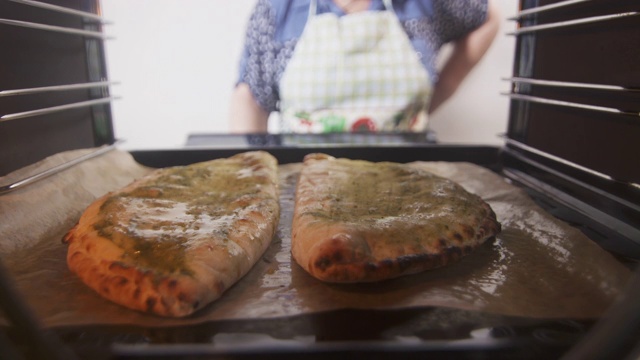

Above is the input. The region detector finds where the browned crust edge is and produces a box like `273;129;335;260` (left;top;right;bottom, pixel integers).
306;208;500;283
63;206;210;317
62;151;280;317
292;154;502;283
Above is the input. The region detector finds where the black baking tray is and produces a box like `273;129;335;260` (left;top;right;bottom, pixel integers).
132;144;501;170
2;142;638;360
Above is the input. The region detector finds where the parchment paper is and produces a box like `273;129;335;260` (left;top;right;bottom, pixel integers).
0;148;631;328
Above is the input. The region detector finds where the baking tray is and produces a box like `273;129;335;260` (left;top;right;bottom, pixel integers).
2;144;637;360
130;144;502;171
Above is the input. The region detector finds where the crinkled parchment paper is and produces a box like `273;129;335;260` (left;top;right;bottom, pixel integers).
0;148;631;328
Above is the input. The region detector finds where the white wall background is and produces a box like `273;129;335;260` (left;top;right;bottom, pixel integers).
101;0;518;150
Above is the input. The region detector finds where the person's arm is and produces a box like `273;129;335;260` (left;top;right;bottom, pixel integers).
228;0;276;133
428;0;500;114
229;83;269;133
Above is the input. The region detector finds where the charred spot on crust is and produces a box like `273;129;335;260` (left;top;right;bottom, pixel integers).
372;253;442;275
445;246;463;259
453;232;463;242
167;279;178;289
364;262;378;272
314;248;348;271
379;258;394;269
314;256;332;271
115;276;128;286
332;250;344;262
438;238;447;248
396;255;418;272
145;297;157;312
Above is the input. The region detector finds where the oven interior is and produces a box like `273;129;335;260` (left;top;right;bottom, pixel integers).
1;0;639;359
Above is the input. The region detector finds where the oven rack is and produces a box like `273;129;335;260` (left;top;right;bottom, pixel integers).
502;0;640;186
0;0;117;185
508;11;639;35
0;143;117;195
7;0;107;21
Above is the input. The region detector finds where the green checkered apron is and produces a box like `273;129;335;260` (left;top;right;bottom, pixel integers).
279;0;432;133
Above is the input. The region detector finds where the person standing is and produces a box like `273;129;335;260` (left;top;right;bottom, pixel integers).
229;0;499;134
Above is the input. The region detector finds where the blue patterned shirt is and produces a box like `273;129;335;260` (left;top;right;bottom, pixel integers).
238;0;488;113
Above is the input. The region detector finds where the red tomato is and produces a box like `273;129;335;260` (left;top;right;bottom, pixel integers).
351;118;376;132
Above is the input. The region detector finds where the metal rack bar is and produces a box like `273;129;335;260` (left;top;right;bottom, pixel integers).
504;77;640;92
502;161;640;245
0;81;118;97
8;0;106;22
503;93;639;117
0;18;111;39
504;138;614;181
0;143;117;196
504;140;640;209
507;12;640;35
0;97;118;122
509;0;593;20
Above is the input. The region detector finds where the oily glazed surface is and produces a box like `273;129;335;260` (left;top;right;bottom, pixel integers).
291;154;501;283
63;151;280;317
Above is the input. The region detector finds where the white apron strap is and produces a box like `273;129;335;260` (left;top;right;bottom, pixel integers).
308;0;318;18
